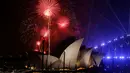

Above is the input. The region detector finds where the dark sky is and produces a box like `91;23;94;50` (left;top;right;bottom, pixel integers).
72;0;130;47
1;0;130;54
1;0;28;54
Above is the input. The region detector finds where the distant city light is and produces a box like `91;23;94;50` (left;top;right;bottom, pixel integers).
114;38;118;41
94;46;98;49
104;69;107;71
120;45;123;48
127;34;130;36
108;40;112;43
120;36;124;39
114;56;118;59
106;56;111;59
30;66;35;70
25;65;28;68
119;56;125;59
104;56;130;60
92;34;130;60
101;43;105;46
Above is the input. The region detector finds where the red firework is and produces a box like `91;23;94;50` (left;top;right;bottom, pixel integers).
36;41;41;46
57;16;70;28
37;0;60;17
34;49;39;52
40;27;49;38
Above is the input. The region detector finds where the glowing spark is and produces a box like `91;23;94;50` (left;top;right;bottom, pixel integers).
34;49;39;52
36;41;41;46
40;27;49;38
44;9;52;16
57;16;69;28
20;17;38;45
44;51;46;54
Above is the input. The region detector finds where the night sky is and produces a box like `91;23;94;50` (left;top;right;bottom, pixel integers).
1;0;130;54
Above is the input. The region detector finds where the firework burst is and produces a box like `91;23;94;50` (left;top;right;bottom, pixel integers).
20;17;39;46
20;0;82;51
37;0;60;17
57;16;70;28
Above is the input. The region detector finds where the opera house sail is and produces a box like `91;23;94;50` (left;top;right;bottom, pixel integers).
39;38;103;69
60;38;84;68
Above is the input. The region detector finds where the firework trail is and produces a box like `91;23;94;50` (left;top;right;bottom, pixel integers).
20;17;39;47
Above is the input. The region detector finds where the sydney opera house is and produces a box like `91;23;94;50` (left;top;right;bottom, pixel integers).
39;38;103;70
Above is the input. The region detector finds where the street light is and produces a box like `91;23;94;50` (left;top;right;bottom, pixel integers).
101;43;105;46
94;46;98;49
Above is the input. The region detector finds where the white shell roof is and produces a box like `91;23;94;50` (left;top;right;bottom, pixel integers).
39;55;58;67
80;49;92;67
60;38;84;68
92;54;103;67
